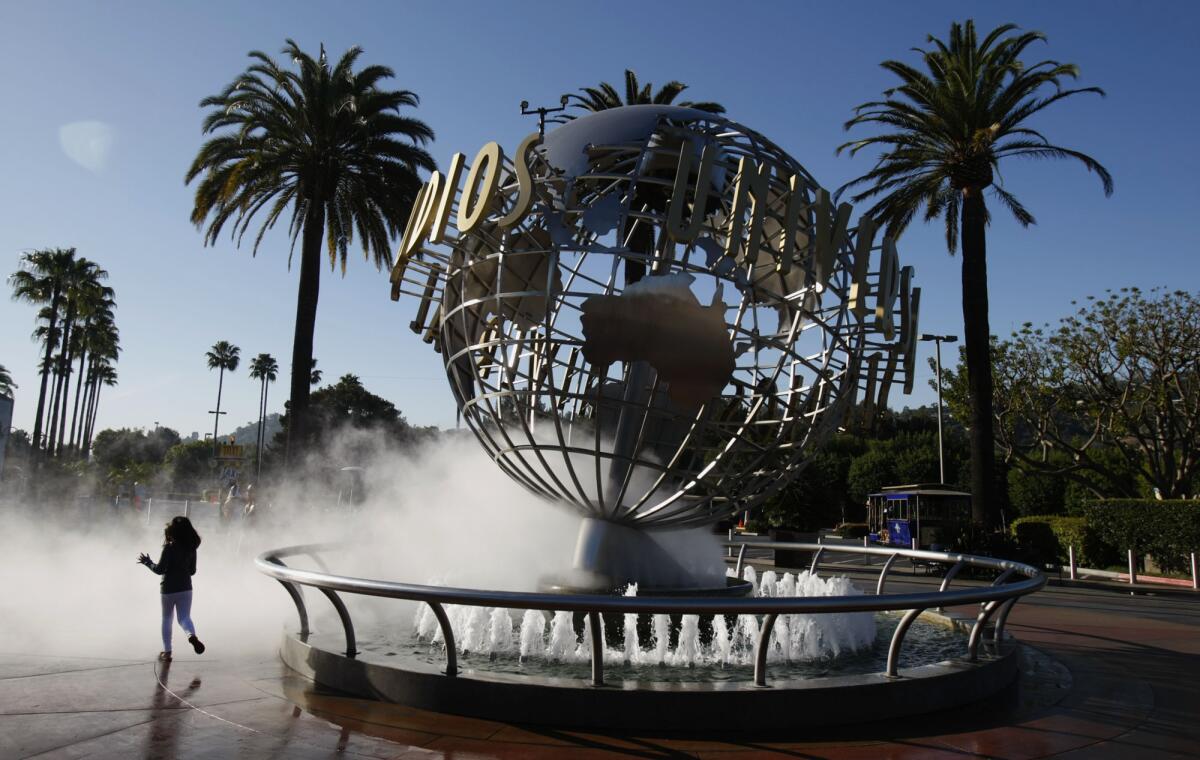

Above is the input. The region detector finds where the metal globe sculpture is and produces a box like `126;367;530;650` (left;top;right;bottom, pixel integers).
391;105;920;587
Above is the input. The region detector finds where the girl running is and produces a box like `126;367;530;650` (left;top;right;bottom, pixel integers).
138;516;206;661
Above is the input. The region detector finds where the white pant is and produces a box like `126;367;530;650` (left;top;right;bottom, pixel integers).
161;591;196;652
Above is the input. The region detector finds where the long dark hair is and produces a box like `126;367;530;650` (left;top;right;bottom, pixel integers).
164;516;201;550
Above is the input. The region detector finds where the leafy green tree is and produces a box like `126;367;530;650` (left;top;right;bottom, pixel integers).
275;374;435;461
838;20;1112;527
1007;467;1066;517
847;447;899;506
205;341;240;452
92;426;181;474
564;69;725;116
163;439;218;493
949;288;1198;500
187;40;436;465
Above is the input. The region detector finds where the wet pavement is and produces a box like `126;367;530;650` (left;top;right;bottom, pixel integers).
2;572;1198;758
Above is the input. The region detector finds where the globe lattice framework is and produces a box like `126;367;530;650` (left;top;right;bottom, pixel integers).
392;105;919;532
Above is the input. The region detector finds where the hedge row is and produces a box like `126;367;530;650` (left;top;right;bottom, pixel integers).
1012;500;1200;574
1082;500;1200;574
1009;515;1116;568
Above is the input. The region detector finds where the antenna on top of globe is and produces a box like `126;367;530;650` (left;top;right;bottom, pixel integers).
520;95;570;137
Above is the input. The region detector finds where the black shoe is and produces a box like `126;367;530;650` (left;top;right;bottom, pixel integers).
188;635;206;655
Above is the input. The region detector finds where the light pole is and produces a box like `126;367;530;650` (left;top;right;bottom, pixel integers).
920;334;958;484
521;95;570;138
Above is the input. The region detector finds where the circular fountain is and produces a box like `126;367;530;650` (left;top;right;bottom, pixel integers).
258;106;1042;731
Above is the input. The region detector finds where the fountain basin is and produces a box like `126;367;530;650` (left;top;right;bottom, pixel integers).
280;610;1019;732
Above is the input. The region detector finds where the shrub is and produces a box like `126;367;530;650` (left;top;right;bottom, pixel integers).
1083;500;1200;574
836;523;870;539
1010;514;1117;568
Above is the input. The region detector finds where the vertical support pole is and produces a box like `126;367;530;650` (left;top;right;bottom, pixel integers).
735;543;747;577
184;500;190;518
427;602;457;677
145;498;152;526
728;528;733;557
1068;545;1077;580
1128;549;1137;586
886;608;925;677
588;611;604;686
753;613;779;687
863;535;869;565
877;553;899;595
911;537;918;551
1192;552;1198;591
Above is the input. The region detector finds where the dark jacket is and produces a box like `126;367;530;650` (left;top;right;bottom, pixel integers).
148;542;196;593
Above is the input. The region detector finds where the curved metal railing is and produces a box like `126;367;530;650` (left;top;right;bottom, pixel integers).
256;541;1044;687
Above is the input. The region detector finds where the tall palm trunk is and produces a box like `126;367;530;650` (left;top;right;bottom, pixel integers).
51;301;77;457
286;201;325;466
79;362;95;456
212;367;226;455
47;358;63;454
88;380;103;449
256;377;266;479
84;373;101;454
31;287;61;453
960;188;997;528
68;348;87;454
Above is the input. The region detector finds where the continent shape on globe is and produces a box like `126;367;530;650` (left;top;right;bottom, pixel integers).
579;273;735;409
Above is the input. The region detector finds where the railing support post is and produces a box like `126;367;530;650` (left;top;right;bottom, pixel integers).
862;536;869;565
184;500;190;518
1128;549;1137;586
317;588;357;659
588;611;604;686
876;553;899;595
1192;552;1198;591
967;600;1001;661
993;598;1018;643
735;543;747;577
427;602;458;677
937;560;967;612
1068;545;1076;580
269;558;309;638
753;613;780;687
886;608;925;677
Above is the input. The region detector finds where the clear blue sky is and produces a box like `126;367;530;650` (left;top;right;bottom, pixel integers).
1;1;1196;438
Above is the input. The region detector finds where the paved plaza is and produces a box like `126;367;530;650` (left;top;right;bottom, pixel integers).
2;568;1197;759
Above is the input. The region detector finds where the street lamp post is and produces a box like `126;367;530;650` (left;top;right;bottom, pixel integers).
920;334;958;484
520;95;570;137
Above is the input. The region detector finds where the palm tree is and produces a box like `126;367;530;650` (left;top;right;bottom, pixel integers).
206;341;240;454
70;301;118;455
187;40;436;465
248;352;279;478
564;69;725;117
8;247;77;453
64;275;116;457
309;358;322;387
837;20;1112;527
42;257;109;457
83;359;117;454
0;364;15;397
